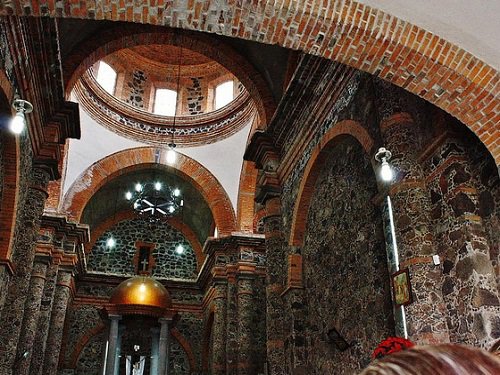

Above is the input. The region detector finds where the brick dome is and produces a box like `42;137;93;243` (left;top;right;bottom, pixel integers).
109;276;172;309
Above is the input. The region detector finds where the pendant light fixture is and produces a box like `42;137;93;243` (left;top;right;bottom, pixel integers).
166;37;183;164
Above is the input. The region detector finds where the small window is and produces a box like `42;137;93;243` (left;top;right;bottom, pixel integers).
96;61;117;95
154;89;177;116
215;81;234;110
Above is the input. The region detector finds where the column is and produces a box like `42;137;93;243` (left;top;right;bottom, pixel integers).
0;168;50;375
263;197;287;374
157;318;170;375
375;79;450;344
225;278;238;374
15;256;50;375
150;328;159;375
42;269;73;375
211;283;227;375
280;254;307;372
428;135;500;348
29;260;59;375
237;277;255;375
104;315;121;375
114;326;123;375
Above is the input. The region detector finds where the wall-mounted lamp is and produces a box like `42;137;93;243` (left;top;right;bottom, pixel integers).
10;98;33;134
375;147;394;182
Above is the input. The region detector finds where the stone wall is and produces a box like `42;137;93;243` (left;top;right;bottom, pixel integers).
89;218;197;279
74;331;104;375
125;70;147;108
301;138;393;373
186;77;205;115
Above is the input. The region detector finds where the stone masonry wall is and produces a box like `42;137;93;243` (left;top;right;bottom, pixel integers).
89;218;197;279
125;70;147;108
301;138;394;373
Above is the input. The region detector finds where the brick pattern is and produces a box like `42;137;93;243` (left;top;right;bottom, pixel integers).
236;160;258;233
62;147;236;235
6;1;495;165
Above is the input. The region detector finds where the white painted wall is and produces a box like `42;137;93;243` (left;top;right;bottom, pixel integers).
63;95;252;212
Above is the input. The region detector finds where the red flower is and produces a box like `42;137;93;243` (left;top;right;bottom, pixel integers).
372;336;415;359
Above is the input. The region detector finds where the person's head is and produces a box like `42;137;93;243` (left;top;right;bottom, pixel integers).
361;343;500;375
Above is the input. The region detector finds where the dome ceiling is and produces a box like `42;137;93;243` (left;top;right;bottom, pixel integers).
129;44;212;66
75;41;257;147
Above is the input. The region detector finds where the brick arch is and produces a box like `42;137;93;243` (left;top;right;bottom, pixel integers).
6;1;498;165
63;25;275;126
86;210;205;271
289;120;374;246
68;323;106;369
236;160;258;233
170;327;197;373
0;70;20;265
62;147;236;235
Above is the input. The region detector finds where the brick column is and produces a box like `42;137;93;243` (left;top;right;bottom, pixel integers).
42;269;73;375
427;135;500;348
29;260;59;375
378;111;450;344
15;255;50;375
211;282;227;375
0;168;50;375
263;197;287;375
237;276;256;375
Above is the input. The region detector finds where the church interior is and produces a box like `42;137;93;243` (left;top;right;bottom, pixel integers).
0;2;498;374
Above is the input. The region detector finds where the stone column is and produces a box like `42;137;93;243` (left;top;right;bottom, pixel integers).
211;282;227;375
114;326;123;375
281;254;307;373
157;318;170;375
263;197;287;374
29;260;59;375
104;315;121;375
0;168;50;375
237;277;256;375
225;278;238;374
15;255;50;375
150;327;159;375
427;135;500;348
42;269;73;375
375;81;450;344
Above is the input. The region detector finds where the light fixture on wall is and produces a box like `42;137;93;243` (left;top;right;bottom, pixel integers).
126;181;183;221
375;147;394;182
10;97;33;134
166;39;184;164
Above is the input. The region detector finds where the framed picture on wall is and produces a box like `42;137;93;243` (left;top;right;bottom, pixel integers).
392;268;412;306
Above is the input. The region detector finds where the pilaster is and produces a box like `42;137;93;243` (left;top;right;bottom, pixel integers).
0;167;50;375
375;81;450;344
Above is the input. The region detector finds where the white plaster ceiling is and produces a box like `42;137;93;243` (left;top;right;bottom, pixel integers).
357;0;500;69
63;93;252;212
